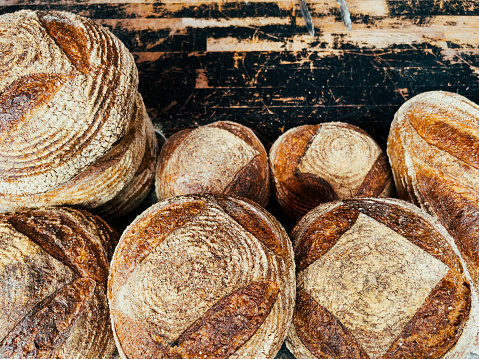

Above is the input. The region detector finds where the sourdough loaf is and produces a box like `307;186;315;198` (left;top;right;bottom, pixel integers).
0;10;157;219
387;91;479;289
108;193;295;359
269;122;393;221
155;121;270;207
0;207;118;358
287;197;479;358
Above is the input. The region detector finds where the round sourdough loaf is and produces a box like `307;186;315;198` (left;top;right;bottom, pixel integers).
0;207;118;358
388;90;479;291
0;10;158;219
287;197;479;359
108;193;295;359
269;122;393;221
155;121;270;207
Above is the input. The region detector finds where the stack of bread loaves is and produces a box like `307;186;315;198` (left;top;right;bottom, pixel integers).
0;10;158;220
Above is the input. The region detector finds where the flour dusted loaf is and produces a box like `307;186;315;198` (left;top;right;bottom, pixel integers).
269;122;393;220
0;10;158;219
388;91;479;288
0;207;118;358
155;121;270;207
108;193;295;359
287;197;479;359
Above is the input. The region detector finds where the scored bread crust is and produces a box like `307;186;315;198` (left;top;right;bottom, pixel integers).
269;122;393;221
287;197;479;359
387;91;479;292
155;121;270;207
0;207;119;358
0;10;157;217
108;193;295;359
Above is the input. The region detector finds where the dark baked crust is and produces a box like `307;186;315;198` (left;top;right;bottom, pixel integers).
289;198;472;359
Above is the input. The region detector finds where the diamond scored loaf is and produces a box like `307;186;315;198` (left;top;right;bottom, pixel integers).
287;197;479;359
0;10;157;219
108;193;295;359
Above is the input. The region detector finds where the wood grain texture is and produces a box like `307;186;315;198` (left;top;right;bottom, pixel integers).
287;197;479;359
0;207;117;359
108;193;295;359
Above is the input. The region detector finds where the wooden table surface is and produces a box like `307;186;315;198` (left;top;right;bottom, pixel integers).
1;1;479;358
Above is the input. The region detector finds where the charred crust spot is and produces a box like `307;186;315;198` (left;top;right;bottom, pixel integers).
0;74;70;137
37;11;91;74
7;209;110;283
294;205;359;272
356;153;392;197
109;200;207;300
223;155;270;207
294;289;369;358
214;195;287;259
174;280;279;358
384;269;471;358
344;199;462;271
0;278;96;358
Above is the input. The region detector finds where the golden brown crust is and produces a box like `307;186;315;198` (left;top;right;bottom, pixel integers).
0;207;116;358
155;121;270;206
175;280;279;358
288;197;473;359
0;277;95;357
270;123;392;220
387;90;479;288
293;289;369;359
384;269;471;358
109;194;295;359
293;205;359;272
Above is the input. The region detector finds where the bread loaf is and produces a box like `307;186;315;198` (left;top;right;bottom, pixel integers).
108;193;295;359
155;121;270;207
269;122;393;220
0;207;118;358
0;10;158;219
287;197;479;358
387;90;479;288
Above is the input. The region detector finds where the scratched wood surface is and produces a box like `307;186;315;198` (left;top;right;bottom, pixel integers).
2;1;479;358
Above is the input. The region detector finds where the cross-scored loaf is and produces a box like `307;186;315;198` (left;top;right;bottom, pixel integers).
0;207;118;358
108;193;295;359
155;121;270;207
0;10;158;219
269;122;393;221
287;197;479;359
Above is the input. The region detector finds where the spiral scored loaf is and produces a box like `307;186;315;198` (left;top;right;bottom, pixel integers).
0;207;118;358
0;10;157;218
155;121;270;207
387;91;479;289
287;197;479;359
108;193;295;359
269;122;393;220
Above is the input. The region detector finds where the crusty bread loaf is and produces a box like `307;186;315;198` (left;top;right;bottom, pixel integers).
287;197;479;358
0;207;118;358
269;122;393;220
108;193;295;359
0;10;157;219
387;90;479;289
155;121;270;207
